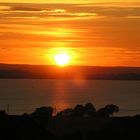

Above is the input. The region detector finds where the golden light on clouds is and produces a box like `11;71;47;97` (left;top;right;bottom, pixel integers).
0;2;140;66
2;0;140;3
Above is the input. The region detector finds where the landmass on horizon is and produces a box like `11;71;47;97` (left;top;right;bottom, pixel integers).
0;63;140;80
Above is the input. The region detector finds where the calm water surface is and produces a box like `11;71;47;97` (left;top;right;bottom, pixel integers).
0;79;140;116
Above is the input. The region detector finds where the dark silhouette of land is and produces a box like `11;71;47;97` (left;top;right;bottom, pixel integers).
0;103;140;140
0;63;140;80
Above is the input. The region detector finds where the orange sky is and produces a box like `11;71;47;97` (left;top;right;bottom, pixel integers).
2;0;140;3
0;2;140;66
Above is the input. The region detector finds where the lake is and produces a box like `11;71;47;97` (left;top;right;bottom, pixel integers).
0;79;140;116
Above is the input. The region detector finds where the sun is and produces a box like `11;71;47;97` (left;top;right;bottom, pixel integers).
54;53;70;66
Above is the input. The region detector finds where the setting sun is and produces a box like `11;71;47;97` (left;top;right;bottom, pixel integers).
54;53;70;66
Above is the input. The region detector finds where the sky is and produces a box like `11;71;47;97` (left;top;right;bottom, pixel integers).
0;1;140;66
1;0;140;3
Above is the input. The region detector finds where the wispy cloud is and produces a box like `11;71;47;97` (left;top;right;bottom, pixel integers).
0;3;139;19
0;3;140;66
0;5;11;10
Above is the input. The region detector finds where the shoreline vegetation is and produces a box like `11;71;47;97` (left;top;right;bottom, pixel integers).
0;103;140;140
0;64;140;80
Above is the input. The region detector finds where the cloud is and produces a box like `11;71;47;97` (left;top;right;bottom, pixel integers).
0;3;139;20
0;6;140;49
10;6;43;11
0;5;11;10
0;2;140;66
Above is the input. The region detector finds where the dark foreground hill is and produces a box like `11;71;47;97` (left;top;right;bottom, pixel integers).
0;114;56;140
0;103;140;140
0;63;140;80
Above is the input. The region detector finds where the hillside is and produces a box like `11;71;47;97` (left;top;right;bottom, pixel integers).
0;64;140;80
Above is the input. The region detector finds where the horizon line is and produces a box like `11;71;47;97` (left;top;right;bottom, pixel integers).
0;63;140;68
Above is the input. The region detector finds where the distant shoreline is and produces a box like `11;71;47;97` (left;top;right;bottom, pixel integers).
0;64;140;80
0;78;140;80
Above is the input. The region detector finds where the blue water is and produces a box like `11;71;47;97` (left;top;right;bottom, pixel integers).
0;79;140;116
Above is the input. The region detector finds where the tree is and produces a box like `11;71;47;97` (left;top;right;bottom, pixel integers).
31;106;53;118
56;108;73;117
73;104;85;117
97;104;119;118
31;106;53;128
84;103;96;117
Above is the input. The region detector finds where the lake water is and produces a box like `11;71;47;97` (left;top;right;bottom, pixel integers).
0;79;140;116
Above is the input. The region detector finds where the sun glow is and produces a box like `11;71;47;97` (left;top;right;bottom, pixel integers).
54;53;70;66
47;46;77;66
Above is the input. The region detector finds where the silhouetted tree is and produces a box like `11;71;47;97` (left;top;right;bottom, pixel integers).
0;110;7;116
0;110;7;121
56;108;73;117
84;103;96;117
31;106;53;117
22;113;29;118
31;106;53;128
73;104;85;117
97;104;119;118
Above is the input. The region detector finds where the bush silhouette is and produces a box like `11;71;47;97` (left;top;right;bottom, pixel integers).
73;104;85;117
57;108;73;117
84;103;96;117
31;106;53;117
97;104;119;117
31;106;53;128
